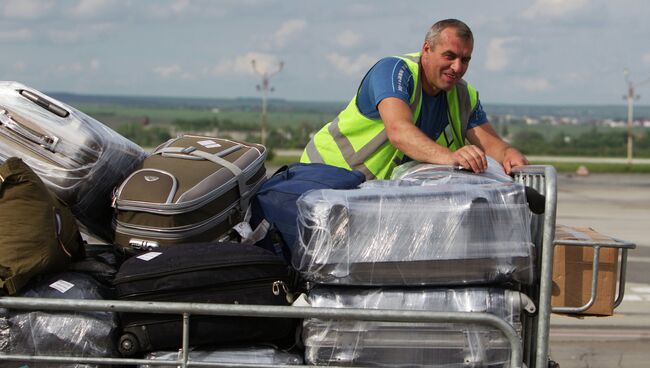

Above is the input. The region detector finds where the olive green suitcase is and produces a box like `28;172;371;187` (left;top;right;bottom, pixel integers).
113;135;267;253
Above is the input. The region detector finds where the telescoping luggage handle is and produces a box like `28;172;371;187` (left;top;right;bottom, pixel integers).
18;89;69;118
0;109;60;153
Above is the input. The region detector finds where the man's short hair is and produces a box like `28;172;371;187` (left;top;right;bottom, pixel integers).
425;19;473;47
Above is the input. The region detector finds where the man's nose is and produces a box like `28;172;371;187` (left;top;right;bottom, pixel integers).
451;59;462;74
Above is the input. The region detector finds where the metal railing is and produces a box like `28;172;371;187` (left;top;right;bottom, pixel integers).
0;297;523;368
6;165;631;368
551;237;636;313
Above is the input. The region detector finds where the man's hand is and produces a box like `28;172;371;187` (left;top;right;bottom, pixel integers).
502;147;528;174
449;145;488;173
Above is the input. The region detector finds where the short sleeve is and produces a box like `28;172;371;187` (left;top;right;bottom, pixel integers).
356;57;413;119
467;99;488;129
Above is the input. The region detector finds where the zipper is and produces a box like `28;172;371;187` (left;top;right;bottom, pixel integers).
114;153;266;214
120;277;287;301
114;259;284;284
273;280;295;303
114;206;238;239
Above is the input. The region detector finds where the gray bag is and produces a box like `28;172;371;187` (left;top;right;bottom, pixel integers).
113;135;267;252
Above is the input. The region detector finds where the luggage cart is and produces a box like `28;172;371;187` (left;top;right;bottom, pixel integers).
0;165;635;368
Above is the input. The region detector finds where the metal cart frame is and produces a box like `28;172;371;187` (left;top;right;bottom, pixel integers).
0;165;635;368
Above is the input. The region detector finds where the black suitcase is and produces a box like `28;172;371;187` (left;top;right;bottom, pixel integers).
113;242;296;356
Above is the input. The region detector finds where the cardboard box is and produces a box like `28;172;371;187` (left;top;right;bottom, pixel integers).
551;225;619;316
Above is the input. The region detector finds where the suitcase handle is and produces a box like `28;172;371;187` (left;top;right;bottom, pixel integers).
19;89;69;118
0;109;60;153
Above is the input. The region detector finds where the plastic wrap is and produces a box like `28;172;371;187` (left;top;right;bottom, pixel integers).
303;287;524;367
0;272;118;368
294;178;534;286
140;346;303;367
0;81;147;241
389;156;514;184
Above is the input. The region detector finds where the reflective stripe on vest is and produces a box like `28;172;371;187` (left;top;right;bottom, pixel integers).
301;52;477;179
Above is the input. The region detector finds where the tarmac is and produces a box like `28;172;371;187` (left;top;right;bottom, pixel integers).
548;172;650;368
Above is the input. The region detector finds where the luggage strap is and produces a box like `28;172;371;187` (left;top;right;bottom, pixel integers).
158;146;247;209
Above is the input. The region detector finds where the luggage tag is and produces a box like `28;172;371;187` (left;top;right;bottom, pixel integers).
49;279;74;293
233;206;270;245
137;252;162;261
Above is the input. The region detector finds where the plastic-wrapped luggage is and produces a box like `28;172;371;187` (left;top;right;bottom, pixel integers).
389;157;516;184
0;272;118;368
113;134;267;252
140;346;303;367
0;81;147;241
294;178;534;286
302;287;532;367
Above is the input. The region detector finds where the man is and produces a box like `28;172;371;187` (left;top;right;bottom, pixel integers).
301;19;527;180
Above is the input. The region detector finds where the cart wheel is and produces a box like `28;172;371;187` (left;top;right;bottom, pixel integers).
548;359;560;368
118;333;140;356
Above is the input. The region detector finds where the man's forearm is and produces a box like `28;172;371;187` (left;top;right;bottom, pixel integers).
387;121;454;165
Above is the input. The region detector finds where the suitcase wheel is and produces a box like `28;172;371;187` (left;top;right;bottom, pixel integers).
118;332;140;356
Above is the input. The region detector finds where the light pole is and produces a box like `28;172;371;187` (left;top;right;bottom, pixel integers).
623;69;650;164
251;59;283;146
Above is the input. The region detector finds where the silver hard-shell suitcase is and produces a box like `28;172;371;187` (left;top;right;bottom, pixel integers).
303;287;534;367
0;81;147;241
140;346;303;367
294;180;534;286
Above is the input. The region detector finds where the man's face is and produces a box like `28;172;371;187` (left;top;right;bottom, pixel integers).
420;27;473;95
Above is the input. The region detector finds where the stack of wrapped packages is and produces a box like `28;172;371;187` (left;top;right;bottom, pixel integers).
292;158;536;367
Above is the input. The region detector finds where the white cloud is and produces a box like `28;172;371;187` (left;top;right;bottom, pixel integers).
326;53;375;77
154;65;180;78
68;0;114;19
170;0;191;14
273;19;306;47
336;30;363;48
48;29;81;44
515;77;551;92
523;0;588;19
0;29;32;42
2;0;53;20
56;62;85;74
89;58;101;71
13;62;26;72
485;38;516;72
46;23;114;44
260;19;306;49
643;52;650;65
55;59;103;74
143;0;226;20
206;52;282;77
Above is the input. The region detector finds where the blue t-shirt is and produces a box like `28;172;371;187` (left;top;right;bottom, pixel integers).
356;57;487;141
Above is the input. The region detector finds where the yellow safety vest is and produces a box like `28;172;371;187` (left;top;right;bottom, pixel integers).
301;52;478;179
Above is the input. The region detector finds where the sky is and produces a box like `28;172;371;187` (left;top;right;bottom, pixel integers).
2;0;650;105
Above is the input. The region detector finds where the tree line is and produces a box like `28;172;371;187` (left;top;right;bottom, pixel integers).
116;117;650;158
